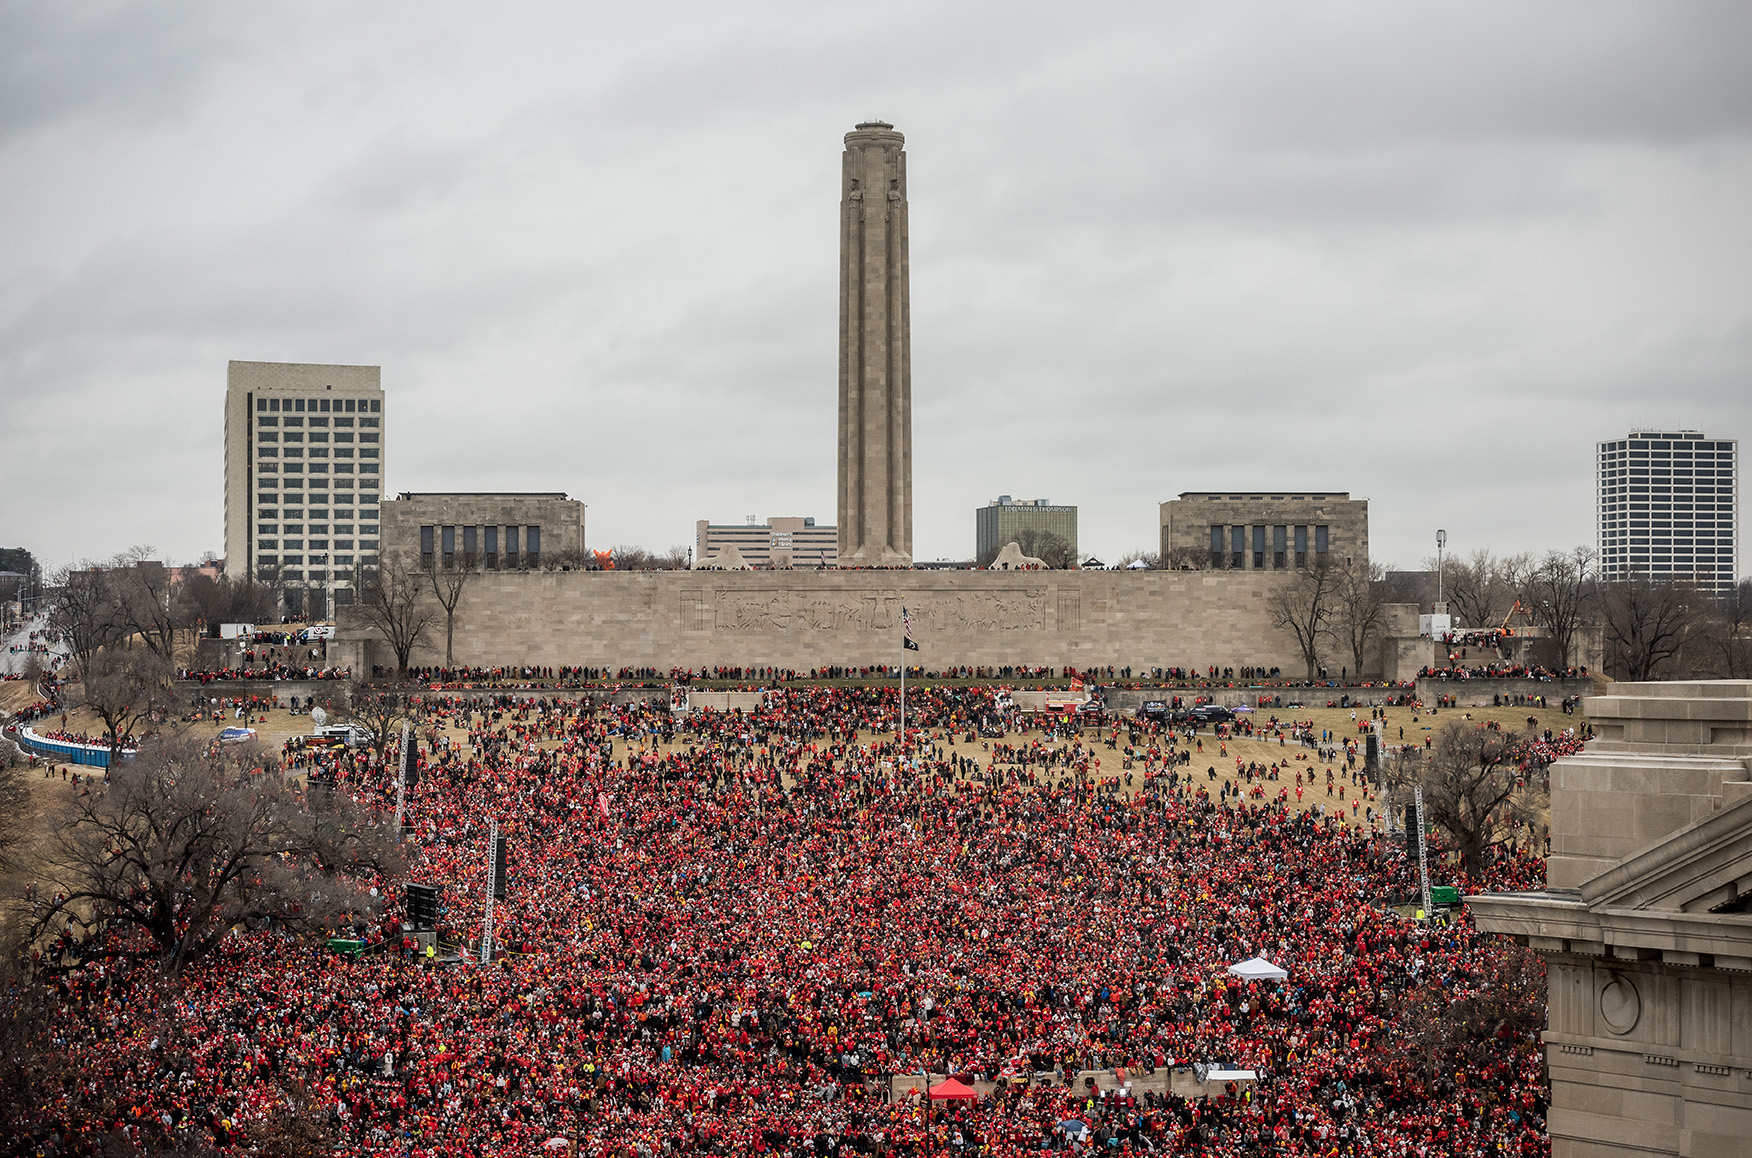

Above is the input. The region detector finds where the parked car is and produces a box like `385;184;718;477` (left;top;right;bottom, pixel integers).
1190;705;1235;724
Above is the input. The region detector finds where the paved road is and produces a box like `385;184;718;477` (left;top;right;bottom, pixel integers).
2;612;63;677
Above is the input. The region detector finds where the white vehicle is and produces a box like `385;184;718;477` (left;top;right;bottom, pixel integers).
299;624;337;642
314;723;375;748
219;622;256;640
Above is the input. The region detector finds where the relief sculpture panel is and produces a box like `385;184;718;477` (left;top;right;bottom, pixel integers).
708;587;1049;633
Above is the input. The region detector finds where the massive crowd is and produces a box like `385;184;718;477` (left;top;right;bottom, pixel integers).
1416;664;1584;682
12;685;1554;1157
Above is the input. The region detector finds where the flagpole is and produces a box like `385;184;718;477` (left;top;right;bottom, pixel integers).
899;633;905;757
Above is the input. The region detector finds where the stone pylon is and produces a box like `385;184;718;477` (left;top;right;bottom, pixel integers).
837;121;912;568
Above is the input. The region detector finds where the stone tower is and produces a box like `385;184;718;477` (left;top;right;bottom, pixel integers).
837;121;912;567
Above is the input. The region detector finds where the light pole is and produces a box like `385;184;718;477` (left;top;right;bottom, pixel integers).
309;552;333;623
1435;530;1447;607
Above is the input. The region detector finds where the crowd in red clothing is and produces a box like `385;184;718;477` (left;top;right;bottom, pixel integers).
179;665;350;683
14;685;1550;1156
1416;664;1583;681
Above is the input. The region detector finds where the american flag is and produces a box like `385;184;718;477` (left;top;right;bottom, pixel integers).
901;606;918;650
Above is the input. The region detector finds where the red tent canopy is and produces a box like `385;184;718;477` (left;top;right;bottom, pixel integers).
928;1078;978;1101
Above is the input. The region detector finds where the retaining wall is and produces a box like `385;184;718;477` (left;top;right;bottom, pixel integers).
334;570;1321;675
1414;677;1595;708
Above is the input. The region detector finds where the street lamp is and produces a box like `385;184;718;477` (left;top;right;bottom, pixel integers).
1435;529;1448;607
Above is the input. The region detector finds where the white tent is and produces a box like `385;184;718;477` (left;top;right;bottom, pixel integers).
1227;956;1289;981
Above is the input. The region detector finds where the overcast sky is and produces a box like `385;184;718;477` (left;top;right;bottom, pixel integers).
3;2;1749;573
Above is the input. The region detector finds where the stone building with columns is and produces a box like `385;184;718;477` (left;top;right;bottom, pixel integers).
1159;492;1369;572
1471;681;1752;1157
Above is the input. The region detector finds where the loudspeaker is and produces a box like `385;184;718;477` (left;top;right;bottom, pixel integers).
492;836;508;900
1404;805;1421;857
405;882;441;931
401;738;419;788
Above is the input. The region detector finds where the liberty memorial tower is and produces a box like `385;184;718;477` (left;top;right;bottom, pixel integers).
836;121;913;568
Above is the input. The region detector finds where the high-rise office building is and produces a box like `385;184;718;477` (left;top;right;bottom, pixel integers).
1597;429;1738;594
976;497;1078;565
223;360;385;615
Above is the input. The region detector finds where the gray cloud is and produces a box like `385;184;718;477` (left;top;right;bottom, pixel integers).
1;1;1748;575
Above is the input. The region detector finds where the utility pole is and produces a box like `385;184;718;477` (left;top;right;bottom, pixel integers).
394;721;412;835
898;656;905;756
1435;529;1447;607
479;817;498;965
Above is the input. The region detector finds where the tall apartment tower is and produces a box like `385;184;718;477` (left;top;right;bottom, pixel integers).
223;360;386;615
836;121;913;568
1597;429;1738;594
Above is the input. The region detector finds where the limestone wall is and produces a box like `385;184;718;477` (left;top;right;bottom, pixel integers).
337;569;1319;673
1415;677;1595;708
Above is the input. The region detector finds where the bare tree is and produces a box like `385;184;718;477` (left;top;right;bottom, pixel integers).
345;679;414;764
1514;547;1597;670
46;564;122;677
107;548;181;660
544;545;592;571
1699;580;1752;679
1331;558;1389;679
1441;549;1519;631
612;544;655;570
1389;721;1545;871
79;646;178;763
1600;573;1703;681
354;556;436;675
22;732;402;977
423;551;474;668
1268;562;1335;679
1160;545;1202;571
1383;940;1546;1080
175;571;277;634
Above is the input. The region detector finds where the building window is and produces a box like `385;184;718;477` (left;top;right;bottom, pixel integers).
1251;525;1266;570
1273;525;1287;569
485;525;499;569
420;525;434;569
506;525;520;569
1315;525;1329;562
370;400;380;412
1230;526;1244;571
1294;525;1308;567
441;526;455;568
526;525;541;569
